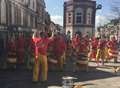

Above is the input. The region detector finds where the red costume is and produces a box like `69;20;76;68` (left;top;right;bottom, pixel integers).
18;34;24;64
32;37;41;64
51;35;66;69
72;36;80;49
53;36;66;57
96;39;106;64
38;38;50;55
107;38;118;59
33;36;51;82
89;37;98;59
72;35;81;56
8;39;16;52
80;36;89;54
97;39;106;49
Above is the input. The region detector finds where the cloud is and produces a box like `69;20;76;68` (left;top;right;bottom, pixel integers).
50;15;110;27
64;0;70;2
96;15;110;27
50;15;111;27
50;15;63;26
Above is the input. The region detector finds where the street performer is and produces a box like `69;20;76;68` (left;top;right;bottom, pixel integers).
33;31;52;82
96;37;106;65
32;31;41;82
107;36;118;63
81;35;89;55
52;33;66;70
72;32;81;57
88;37;98;62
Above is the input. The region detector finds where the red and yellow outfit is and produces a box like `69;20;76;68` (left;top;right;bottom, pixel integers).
104;40;109;61
72;36;81;55
53;36;66;69
32;37;50;82
32;37;40;81
80;37;89;55
88;37;98;60
107;39;118;59
96;39;106;64
32;38;40;64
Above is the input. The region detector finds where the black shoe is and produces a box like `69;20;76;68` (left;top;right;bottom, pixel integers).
41;80;47;83
32;80;39;83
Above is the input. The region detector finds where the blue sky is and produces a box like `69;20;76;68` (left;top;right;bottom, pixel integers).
96;0;113;26
97;0;111;16
45;0;118;26
45;0;64;26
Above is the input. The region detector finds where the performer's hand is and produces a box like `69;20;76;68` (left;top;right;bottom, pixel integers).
35;55;38;59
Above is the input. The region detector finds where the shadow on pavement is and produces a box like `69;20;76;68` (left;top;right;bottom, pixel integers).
0;66;118;88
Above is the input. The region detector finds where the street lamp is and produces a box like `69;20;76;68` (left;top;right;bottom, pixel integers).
96;4;102;10
94;4;102;37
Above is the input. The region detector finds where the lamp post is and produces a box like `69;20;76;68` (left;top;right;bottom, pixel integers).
96;4;102;10
95;4;102;37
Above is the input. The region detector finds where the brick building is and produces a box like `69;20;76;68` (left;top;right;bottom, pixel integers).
64;0;96;38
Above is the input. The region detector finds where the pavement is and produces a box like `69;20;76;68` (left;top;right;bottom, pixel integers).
0;60;120;88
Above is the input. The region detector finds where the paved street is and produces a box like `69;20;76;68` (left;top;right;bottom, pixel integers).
0;61;120;88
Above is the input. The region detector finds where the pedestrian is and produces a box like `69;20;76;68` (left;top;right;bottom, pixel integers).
66;31;71;44
0;38;4;69
24;34;32;70
66;40;72;58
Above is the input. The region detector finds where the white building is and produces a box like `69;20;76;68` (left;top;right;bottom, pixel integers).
0;0;46;31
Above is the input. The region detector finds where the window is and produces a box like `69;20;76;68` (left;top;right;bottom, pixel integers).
75;8;83;24
77;13;81;15
68;13;72;24
86;8;92;25
68;13;71;16
68;17;71;23
76;12;82;23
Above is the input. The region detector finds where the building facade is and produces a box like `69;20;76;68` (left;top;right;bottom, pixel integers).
64;0;96;37
0;0;46;31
